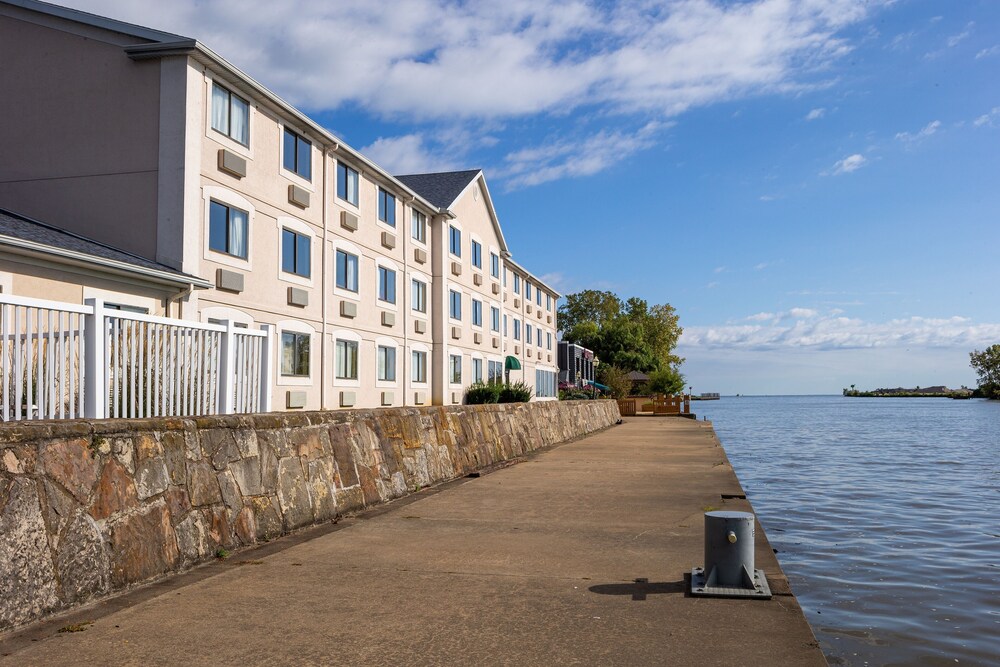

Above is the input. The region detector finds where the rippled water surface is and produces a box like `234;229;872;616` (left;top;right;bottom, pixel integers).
695;396;1000;666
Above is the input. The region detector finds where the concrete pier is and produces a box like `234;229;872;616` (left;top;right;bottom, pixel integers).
0;418;825;666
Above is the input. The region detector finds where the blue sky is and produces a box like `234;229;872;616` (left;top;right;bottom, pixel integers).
69;0;1000;394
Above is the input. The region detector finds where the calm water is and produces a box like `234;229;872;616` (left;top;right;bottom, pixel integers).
695;395;1000;666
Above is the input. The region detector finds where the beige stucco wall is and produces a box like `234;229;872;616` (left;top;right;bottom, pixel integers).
0;12;162;260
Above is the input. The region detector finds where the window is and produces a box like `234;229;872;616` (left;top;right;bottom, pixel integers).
335;250;359;292
471;240;482;269
450;290;462;320
106;303;149;314
525;283;532;301
281;332;310;377
449;225;461;257
490;252;500;279
472;299;483;327
209;200;248;259
211;83;249;146
378;266;396;304
503;268;508;287
450;354;462;384
514;319;521;341
491;306;500;332
503;314;508;336
377;345;396;382
473;358;483;383
207;318;248;329
412;350;427;383
547;332;552;350
281;228;310;277
336;162;359;206
537;288;542;306
488;360;503;383
411;210;426;243
335;339;358;380
513;274;520;294
412;279;427;313
378;188;396;227
283;128;311;180
526;324;533;345
536;369;556;398
547;294;552;310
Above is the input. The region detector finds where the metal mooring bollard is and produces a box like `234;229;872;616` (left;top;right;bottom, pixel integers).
690;510;772;599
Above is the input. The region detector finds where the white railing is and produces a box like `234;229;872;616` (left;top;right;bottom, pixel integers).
0;294;272;421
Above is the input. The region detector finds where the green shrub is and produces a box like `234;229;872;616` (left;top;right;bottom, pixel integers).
559;389;593;400
465;382;501;404
499;381;533;403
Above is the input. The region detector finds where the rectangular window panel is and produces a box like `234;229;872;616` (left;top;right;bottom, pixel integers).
471;240;482;269
503;314;507;336
211;83;249;146
377;345;396;382
472;299;482;327
412;351;427;383
281;331;310;377
473;358;483;383
514;319;521;340
449;226;461;257
491;306;500;332
336;162;359;206
281;228;311;277
378;188;396;226
411;210;426;242
526;283;532;300
335;339;358;380
450;355;462;384
526;324;533;345
513;274;520;294
547;294;552;310
490;253;500;279
450;290;462;320
209;200;248;259
547;332;552;350
378;266;396;303
412;279;427;313
283;127;311;180
335;250;358;292
537;289;542;306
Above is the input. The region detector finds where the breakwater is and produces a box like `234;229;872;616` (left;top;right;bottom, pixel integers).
0;399;620;631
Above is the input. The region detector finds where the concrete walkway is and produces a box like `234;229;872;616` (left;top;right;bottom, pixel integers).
0;418;826;666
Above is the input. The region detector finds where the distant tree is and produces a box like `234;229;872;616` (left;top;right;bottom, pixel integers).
645;367;686;396
558;290;622;333
597;364;632;399
970;344;1000;399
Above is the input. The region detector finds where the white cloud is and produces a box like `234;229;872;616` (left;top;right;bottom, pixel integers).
806;108;826;120
976;45;1000;59
361;134;456;175
826;153;867;175
714;266;727;274
681;313;1000;351
895;119;941;143
947;22;974;48
973;107;1000;128
754;262;770;270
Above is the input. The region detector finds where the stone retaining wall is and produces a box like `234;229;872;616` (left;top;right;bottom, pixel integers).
0;399;619;631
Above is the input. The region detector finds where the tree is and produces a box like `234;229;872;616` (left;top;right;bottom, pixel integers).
645;367;686;396
597;364;632;399
558;290;622;334
970;344;1000;399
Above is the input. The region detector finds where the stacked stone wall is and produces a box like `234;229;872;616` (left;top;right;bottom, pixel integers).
0;400;619;631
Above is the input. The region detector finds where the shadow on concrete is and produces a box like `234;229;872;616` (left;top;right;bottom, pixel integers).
588;577;688;601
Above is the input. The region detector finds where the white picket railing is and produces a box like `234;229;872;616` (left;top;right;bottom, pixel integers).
0;294;272;421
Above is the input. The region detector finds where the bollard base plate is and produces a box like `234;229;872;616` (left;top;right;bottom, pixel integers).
689;567;772;599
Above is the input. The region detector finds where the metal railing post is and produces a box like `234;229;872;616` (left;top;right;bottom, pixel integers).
83;298;106;419
217;320;235;414
258;323;273;413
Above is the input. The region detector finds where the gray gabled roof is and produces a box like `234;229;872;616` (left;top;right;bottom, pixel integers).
395;170;483;209
0;208;210;288
2;0;190;43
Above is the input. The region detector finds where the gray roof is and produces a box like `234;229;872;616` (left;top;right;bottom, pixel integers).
3;0;189;43
395;170;482;209
0;208;206;286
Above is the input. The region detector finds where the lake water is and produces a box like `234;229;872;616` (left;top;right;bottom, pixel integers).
694;395;1000;666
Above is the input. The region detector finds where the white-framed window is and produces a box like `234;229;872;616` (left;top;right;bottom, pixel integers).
535;369;556;398
377;345;396;382
209;200;248;259
378;187;396;227
281;227;311;278
471;239;482;269
547;332;552;350
281;331;310;377
378;265;396;304
525;282;532;301
547;294;552;311
449;225;462;257
282;127;312;181
472;299;483;327
490;252;500;279
450;290;462;321
472;357;483;383
201;306;253;329
336;249;359;293
526;324;533;345
488;360;503;383
490;306;500;332
411;210;427;243
411;278;427;313
536;288;542;306
513;274;521;294
503;314;508;336
336;338;359;380
412;349;428;384
449;354;462;385
211;82;249;146
337;161;359;207
514;319;521;340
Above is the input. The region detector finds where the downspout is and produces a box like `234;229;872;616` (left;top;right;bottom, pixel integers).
167;283;195;318
321;143;338;410
402;195;414;406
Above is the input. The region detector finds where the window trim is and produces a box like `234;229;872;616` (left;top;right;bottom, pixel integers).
377;262;398;309
375;337;399;386
202;186;254;271
332;240;362;301
276;216;314;287
411;277;428;315
449;288;463;323
411;209;427;245
205;76;252;158
449;352;463;386
331;329;362;388
280;124;313;185
377;187;396;228
276;320;315;387
410;344;430;387
449;224;462;259
336;161;360;208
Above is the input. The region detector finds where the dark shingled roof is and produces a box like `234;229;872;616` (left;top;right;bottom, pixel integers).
395;169;482;209
0;208;203;284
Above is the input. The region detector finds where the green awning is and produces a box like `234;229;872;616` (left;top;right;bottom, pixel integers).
504;355;521;371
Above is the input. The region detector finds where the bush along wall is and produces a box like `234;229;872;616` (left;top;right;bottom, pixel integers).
0;399;619;631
